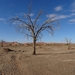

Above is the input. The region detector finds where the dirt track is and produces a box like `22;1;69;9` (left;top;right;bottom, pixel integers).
0;46;75;75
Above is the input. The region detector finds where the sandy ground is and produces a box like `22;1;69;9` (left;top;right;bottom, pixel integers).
0;45;75;75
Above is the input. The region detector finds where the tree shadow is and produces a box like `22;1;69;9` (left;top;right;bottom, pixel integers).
36;53;54;55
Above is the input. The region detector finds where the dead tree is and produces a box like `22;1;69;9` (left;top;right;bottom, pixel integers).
65;37;71;50
0;40;5;47
8;4;59;55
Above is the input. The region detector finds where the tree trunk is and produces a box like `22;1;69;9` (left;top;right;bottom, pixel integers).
33;37;36;55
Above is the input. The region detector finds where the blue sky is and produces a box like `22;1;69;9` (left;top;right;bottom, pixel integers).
0;0;75;43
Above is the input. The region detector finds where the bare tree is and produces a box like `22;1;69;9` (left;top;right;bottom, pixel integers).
65;37;71;50
8;4;59;55
0;40;5;47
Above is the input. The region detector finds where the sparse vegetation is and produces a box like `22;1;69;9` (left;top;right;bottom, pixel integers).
65;37;71;50
0;40;5;47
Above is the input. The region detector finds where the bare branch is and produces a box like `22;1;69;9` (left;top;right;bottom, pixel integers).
35;17;59;38
33;9;43;26
9;16;35;35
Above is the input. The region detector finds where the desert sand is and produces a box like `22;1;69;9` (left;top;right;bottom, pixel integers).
0;45;75;75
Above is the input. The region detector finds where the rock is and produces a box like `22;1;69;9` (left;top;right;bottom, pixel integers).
3;48;14;52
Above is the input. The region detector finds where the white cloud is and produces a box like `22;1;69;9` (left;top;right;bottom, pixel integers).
71;13;75;16
30;13;34;17
12;21;20;25
71;1;75;9
0;18;5;21
15;13;34;17
71;10;75;12
54;6;63;11
69;19;75;23
47;14;56;18
58;15;70;19
71;1;75;12
47;14;70;20
23;13;34;17
46;14;57;21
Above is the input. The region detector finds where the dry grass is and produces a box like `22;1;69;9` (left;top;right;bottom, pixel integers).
0;45;75;75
